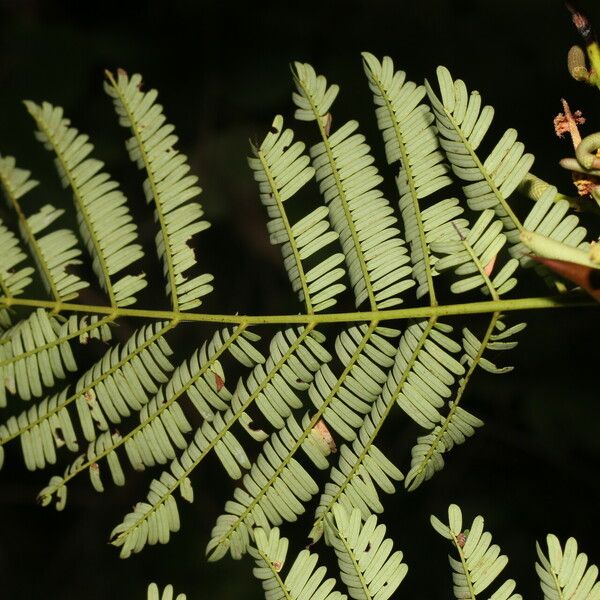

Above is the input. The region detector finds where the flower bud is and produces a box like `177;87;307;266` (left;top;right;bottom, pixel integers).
568;45;589;81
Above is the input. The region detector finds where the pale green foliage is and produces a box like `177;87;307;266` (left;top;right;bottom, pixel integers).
325;504;407;600
0;154;89;302
362;52;456;302
104;70;213;311
432;504;600;600
431;503;522;600
536;535;600;600
25;100;147;307
0;217;34;298
147;583;186;600
292;61;415;310
426;66;534;246
0;52;597;600
250;526;347;600
248;114;346;313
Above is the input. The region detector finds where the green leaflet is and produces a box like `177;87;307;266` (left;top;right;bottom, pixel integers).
104;70;213;311
110;326;333;557
109;326;266;557
0;154;90;302
0;217;34;299
536;534;600;600
293;62;415;310
0;308;79;404
362;52;455;302
431;504;521;600
426;66;534;245
515;185;590;265
25;102;146;307
325;504;407;600
0;321;175;473
206;412;322;561
250;527;346;600
206;323;407;560
249;115;347;313
146;583;186;600
405;210;526;491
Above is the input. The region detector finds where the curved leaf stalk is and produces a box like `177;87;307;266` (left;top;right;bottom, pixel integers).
207;322;379;560
0;319;177;449
514;185;589;273
111;324;320;555
39;322;249;507
518;172;595;214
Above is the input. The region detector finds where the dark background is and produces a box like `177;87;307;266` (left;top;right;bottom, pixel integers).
1;0;599;598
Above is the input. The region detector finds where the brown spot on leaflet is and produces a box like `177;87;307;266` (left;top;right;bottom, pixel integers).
214;373;224;392
313;419;337;453
271;560;283;572
323;112;332;136
484;255;497;277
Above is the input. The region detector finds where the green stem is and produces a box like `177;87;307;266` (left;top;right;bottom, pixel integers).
255;547;294;600
454;534;478;600
0;294;592;325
